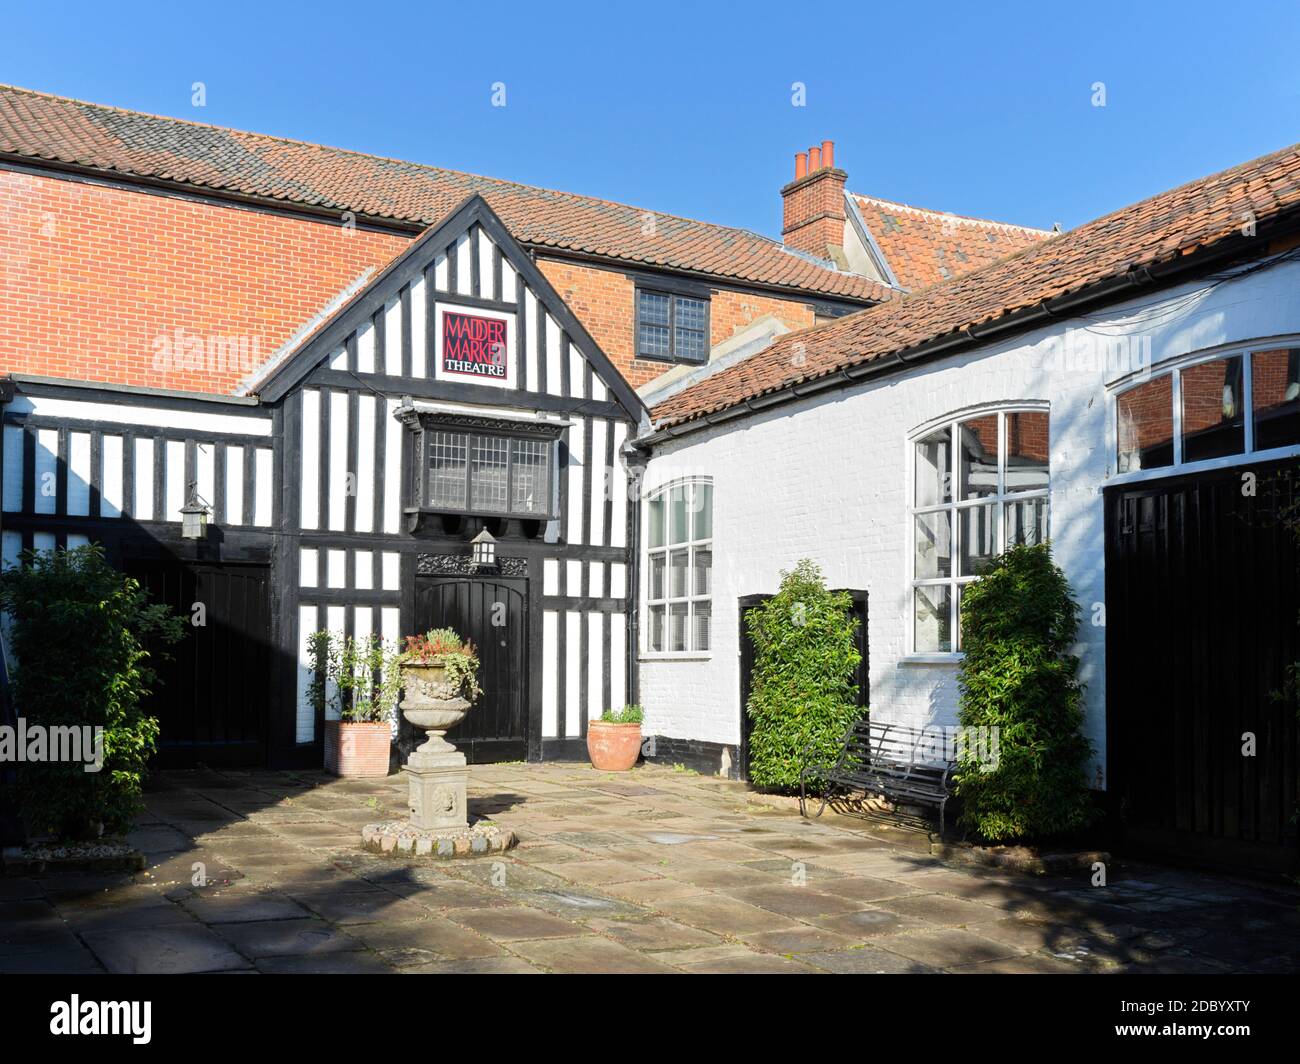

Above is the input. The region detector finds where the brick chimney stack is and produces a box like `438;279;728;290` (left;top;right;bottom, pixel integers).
781;139;847;262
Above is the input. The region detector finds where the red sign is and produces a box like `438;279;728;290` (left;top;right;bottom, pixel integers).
442;311;508;379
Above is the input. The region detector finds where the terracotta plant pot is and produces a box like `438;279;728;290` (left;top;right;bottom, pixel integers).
324;720;392;778
586;721;643;771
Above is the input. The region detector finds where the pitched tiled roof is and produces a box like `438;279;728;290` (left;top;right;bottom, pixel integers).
851;193;1052;290
0;84;891;304
653;141;1300;430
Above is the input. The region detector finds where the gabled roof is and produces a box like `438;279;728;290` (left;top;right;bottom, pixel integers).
0;84;892;304
650;140;1300;432
257;194;647;420
850;193;1052;291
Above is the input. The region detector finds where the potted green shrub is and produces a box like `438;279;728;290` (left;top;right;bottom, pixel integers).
310;632;401;778
587;705;644;771
397;629;482;753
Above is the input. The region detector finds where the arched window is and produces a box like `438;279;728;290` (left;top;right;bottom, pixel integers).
644;478;712;654
910;406;1049;654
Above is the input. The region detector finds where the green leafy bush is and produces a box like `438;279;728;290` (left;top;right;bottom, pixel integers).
0;546;184;839
745;560;861;792
955;542;1097;842
307;631;402;722
600;704;644;724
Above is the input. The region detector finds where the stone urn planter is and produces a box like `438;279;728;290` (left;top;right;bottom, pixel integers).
324;720;392;778
398;661;471;757
587;711;644;772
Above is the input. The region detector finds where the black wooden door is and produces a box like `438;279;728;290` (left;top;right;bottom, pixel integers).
126;559;272;768
1105;460;1300;873
737;588;868;781
414;576;528;763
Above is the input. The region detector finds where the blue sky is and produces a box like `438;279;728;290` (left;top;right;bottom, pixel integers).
5;1;1298;236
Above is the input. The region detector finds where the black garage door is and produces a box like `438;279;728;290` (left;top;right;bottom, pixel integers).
126;559;273;768
1105;459;1300;873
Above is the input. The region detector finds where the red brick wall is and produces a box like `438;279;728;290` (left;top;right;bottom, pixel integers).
1;167;820;397
0;168;409;393
537;258;816;389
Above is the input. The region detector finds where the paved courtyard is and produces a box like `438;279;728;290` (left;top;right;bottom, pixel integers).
2;762;1297;974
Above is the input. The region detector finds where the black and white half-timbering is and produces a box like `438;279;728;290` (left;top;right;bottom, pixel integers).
0;195;646;768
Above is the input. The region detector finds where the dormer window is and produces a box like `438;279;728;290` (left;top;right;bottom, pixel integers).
403;409;562;522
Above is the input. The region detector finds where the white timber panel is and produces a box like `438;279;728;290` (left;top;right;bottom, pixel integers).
384;398;403;534
568;335;585;400
100;435;123;518
610;613;626;712
545;316;563;396
525;290;541;390
328;391;348;531
382;551;401;590
587;612;604;721
164;440;185;521
384;298;402;376
566;420;585;545
133;438;155;520
355;395;376;533
2;425;23;511
609;422;629;549
296;605;318;742
34;429;57;515
542;610;559;737
565;611;582;737
225;445;244;525
196;443;215;518
588;419;608;546
253;448;273;526
357;318;376;374
455;233;472;295
301;389;321;529
66;432;91;517
410;276;428;378
11;396;270;437
300;547;318;587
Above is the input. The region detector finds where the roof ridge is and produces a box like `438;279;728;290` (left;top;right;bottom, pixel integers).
851;191;1053;234
0;82;804;251
654;137;1300;430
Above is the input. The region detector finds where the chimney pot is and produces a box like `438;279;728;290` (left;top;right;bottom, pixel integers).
808;146;821;171
794;151;807;181
821;140;834;169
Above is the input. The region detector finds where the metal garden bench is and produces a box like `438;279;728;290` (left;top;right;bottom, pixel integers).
799;717;957;836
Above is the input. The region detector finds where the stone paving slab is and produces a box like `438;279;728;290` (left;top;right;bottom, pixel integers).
213;918;364;958
8;761;1298;975
82;926;251;974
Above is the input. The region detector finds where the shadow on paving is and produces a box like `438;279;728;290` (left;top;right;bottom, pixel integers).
2;762;1298;975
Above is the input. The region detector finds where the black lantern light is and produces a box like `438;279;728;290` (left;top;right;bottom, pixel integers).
180;483;212;540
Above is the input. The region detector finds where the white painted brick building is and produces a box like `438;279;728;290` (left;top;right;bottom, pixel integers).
637;255;1300;796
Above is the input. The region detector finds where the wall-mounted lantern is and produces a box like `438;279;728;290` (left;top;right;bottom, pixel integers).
470;528;497;570
180;484;212;540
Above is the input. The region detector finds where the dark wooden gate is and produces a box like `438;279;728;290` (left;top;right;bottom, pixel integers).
1105;459;1300;873
126;559;273;768
737;588;868;781
414;576;529;763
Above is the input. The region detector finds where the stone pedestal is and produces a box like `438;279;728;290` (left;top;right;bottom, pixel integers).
365;666;517;858
405;733;468;832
